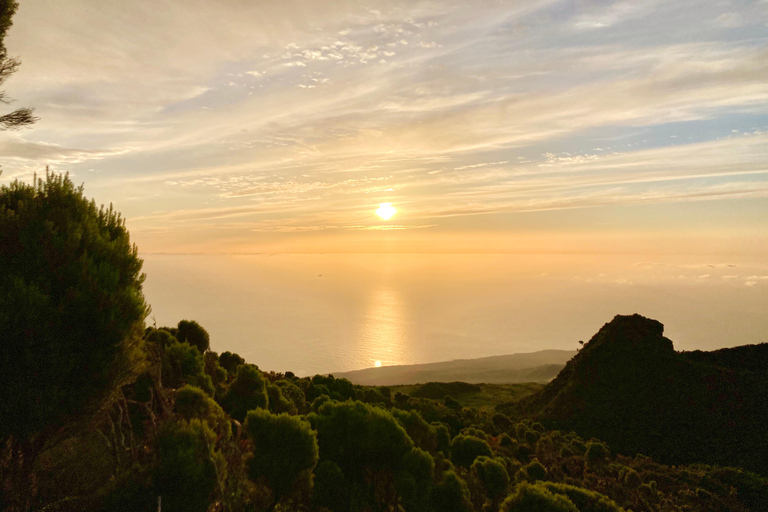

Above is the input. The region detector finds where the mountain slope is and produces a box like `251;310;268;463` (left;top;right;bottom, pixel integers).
505;314;768;474
334;350;573;386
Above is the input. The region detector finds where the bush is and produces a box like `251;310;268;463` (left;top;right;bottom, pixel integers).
267;384;296;415
176;320;210;353
451;434;493;468
431;471;473;512
221;364;268;422
471;455;510;504
0;172;147;442
500;482;579;512
154;419;224;512
146;328;178;349
219;351;245;375
521;460;548;482
543;482;624;512
244;409;318;505
162;341;213;395
174;385;231;439
411;382;481;399
586;441;609;463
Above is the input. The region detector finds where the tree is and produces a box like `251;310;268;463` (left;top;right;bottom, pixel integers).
0;172;147;442
450;434;493;468
154;419;224;512
243;409;319;508
219;351;245;375
500;482;578;512
0;1;36;130
176;319;210;353
431;471;473;512
161;341;214;395
471;456;510;507
220;364;268;422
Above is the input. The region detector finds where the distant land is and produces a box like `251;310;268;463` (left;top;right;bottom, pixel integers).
334;349;574;386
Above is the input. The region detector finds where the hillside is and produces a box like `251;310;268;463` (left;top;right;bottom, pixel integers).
503;314;768;475
334;350;573;386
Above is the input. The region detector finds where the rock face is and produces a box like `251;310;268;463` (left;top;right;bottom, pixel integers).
509;314;768;474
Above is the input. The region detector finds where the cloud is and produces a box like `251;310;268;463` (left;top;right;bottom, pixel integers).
2;0;767;253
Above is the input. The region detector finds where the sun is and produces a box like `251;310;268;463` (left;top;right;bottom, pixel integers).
376;203;396;220
374;360;382;367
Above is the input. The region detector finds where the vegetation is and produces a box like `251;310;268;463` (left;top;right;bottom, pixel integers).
505;314;768;475
1;175;766;511
0;1;36;130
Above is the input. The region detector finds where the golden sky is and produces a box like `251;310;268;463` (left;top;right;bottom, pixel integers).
0;0;766;254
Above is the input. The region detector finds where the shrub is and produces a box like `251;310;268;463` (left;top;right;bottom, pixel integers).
431;471;473;512
174;385;231;439
176;320;210;353
0;172;147;442
220;364;268;422
586;441;609;463
543;482;624;512
244;409;318;505
154;419;224;512
451;435;493;468
471;456;510;504
500;482;578;512
522;460;548;482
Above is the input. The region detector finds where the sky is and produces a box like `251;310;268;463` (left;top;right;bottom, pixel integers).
1;0;767;255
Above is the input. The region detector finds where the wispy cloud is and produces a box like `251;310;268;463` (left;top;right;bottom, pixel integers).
1;0;766;252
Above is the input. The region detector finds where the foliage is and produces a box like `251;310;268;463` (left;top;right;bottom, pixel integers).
314;400;413;476
243;409;318;505
500;482;579;511
431;470;473;512
154;419;224;512
146;328;178;348
412;381;482;399
0;172;147;442
509;314;768;474
176;319;210;353
311;460;348;511
451;434;493;468
266;383;296;415
161;341;213;395
0;0;35;130
397;447;435;512
542;482;625;512
173;385;231;439
219;351;245;375
220;364;268;422
472;455;510;505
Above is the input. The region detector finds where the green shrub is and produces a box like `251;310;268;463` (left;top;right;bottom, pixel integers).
174;385;231;439
471;455;510;504
586;441;609;463
522;460;548;482
543;482;624;512
500;482;578;512
154;419;223;512
450;434;493;468
244;409;318;505
431;471;473;512
220;364;268;422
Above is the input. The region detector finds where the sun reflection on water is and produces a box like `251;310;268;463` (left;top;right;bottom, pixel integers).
360;285;407;368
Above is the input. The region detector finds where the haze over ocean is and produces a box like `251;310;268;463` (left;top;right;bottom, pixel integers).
142;253;768;376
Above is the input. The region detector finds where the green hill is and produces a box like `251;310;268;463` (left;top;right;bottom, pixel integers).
503;314;768;475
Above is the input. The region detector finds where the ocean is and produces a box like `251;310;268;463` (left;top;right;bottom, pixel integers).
140;253;767;376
